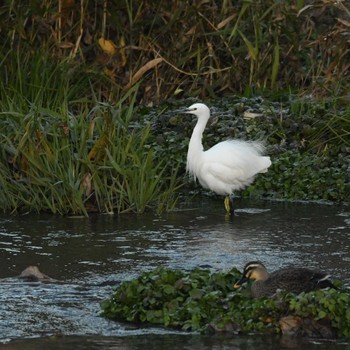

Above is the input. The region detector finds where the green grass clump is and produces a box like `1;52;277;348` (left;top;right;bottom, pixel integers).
0;50;181;215
0;100;181;215
101;267;350;338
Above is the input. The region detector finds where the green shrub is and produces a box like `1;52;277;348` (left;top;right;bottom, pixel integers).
101;267;350;337
288;289;350;338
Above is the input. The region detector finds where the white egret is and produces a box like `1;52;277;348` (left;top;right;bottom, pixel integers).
182;103;271;214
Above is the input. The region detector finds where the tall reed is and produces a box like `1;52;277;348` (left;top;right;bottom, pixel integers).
1;1;349;101
0;50;181;215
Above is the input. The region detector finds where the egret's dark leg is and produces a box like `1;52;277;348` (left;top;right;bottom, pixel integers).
229;195;235;215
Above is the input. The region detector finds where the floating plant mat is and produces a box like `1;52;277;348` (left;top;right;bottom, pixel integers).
101;267;350;338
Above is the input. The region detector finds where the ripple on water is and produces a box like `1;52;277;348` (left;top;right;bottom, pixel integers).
0;200;349;347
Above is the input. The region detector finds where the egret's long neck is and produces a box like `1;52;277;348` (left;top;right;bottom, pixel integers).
186;116;209;173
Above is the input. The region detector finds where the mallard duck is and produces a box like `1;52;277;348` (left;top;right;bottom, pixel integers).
234;261;336;298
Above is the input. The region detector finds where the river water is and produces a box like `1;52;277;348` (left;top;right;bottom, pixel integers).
0;199;349;349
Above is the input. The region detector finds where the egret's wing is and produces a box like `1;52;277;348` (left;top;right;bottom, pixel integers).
204;161;247;185
204;145;268;178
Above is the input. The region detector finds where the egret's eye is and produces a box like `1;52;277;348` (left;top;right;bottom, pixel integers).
193;108;197;110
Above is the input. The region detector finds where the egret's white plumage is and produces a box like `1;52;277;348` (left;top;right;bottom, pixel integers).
183;103;271;212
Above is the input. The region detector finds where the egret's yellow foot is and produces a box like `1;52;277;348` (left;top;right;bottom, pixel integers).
224;196;235;215
224;196;231;213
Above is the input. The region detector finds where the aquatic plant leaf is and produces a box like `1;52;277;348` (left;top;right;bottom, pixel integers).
189;288;204;300
101;266;350;337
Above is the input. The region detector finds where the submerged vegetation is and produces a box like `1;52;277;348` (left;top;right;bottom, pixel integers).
101;266;350;338
0;1;349;214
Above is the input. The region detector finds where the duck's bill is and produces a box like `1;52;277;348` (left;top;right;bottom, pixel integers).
233;275;248;289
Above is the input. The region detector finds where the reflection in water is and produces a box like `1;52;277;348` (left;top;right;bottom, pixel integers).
1;334;349;350
0;199;349;348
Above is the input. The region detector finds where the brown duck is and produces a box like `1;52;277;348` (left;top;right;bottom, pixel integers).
234;261;336;298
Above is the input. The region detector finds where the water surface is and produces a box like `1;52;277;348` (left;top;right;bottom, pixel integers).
0;199;349;349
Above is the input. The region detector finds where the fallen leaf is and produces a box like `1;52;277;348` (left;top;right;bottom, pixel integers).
337;18;350;27
124;58;163;90
243;111;263;119
217;14;236;29
98;38;116;55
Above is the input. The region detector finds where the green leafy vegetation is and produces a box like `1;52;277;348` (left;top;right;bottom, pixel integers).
0;50;181;215
101;267;350;338
0;2;349;214
287;289;350;338
250;150;350;202
143;97;349;203
101;267;242;331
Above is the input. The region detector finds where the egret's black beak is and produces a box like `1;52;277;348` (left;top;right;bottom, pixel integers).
233;275;248;289
171;107;190;114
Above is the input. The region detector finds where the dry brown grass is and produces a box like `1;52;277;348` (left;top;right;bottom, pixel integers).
1;0;349;102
